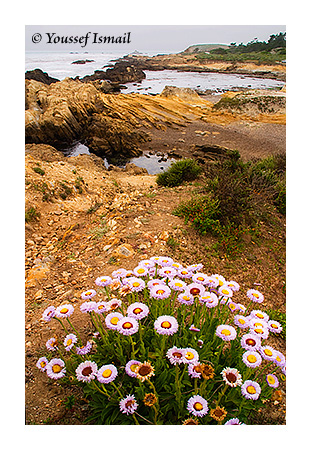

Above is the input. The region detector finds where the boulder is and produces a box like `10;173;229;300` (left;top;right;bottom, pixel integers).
160;86;201;101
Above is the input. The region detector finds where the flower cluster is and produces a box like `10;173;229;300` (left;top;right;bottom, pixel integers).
36;256;285;425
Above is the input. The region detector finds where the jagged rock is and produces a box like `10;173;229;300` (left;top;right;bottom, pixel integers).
80;62;146;84
25;68;59;85
72;59;95;64
160;86;201;101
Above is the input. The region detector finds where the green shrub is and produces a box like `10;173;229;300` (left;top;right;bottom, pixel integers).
32;166;45;176
173;195;221;236
156;159;202;187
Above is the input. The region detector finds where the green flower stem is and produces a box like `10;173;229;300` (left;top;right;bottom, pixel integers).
55;317;69;334
254;361;274;381
152;405;158;425
244;299;254;315
147;378;158;397
66;317;83;345
111;381;123;399
216;384;228;407
104;287;111;301
194;378;198;395
91;380;110;398
130;335;136;359
171;291;178;311
90;311;106;342
175;365;181;412
132;413;140;425
160;335;167;357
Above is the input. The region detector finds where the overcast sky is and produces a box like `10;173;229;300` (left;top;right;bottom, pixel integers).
25;25;286;53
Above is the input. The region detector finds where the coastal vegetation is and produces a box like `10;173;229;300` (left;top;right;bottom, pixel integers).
195;33;286;64
164;151;286;257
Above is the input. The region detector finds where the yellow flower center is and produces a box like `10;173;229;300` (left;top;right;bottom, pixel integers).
123;322;133;329
157;289;165;295
52;364;62;373
221;329;231;336
194;402;203;411
161;321;172;329
132;282;141;287
40;361;46;368
137;268;145;274
175;282;183;287
253;293;259;298
133;308;143;314
254;322;264;328
267;375;275;384
110;317;120;325
222;289;229;295
197;277;204;281
245;338;256;346
254;328;264;334
66;339;72;346
246;385;256;394
256;313;264;319
247;355;257;363
130;364;139;372
60;307;69;314
186;352;194;360
271;324;278;329
264;349;273;356
102;369;112;378
238;318;246;324
98;305;105;310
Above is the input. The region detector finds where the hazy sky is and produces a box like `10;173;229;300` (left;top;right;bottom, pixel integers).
25;25;286;53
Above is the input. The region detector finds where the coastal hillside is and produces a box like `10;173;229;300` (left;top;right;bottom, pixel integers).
182;44;230;54
25;47;286;425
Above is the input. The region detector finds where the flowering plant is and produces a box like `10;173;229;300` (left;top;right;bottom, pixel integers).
37;256;285;425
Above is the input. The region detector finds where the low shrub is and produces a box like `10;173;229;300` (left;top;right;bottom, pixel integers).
156;159;202;187
36;256;286;425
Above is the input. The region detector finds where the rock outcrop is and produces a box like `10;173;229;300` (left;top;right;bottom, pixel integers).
25;68;59;85
80;61;146;84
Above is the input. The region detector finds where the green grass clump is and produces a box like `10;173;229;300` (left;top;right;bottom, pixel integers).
25;207;40;222
156;159;202;187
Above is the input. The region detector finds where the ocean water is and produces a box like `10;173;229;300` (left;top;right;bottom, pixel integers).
25;51;285;94
25;51;285;173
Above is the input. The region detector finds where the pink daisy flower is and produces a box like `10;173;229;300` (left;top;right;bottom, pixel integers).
119;394;138;415
266;373;279;388
63;333;77;351
36;357;49;372
127;302;149;320
246;289;264;304
81;289;97;300
187;395;209;417
46;358;66;380
42;306;56;322
242;350;262;368
117;317;139;336
95;276;112;287
216;325;237;341
125;360;141;378
76;361;98;383
166;346;187;365
97;364;118;384
150;284;171;300
154;315;178;335
241;380;261;400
